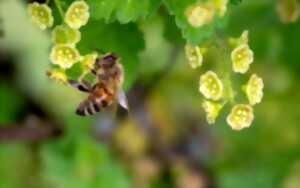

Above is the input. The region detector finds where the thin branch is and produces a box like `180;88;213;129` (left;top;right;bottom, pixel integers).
54;0;64;19
0;126;62;142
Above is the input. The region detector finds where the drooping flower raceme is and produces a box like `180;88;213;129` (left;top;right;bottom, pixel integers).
199;71;224;100
185;44;204;69
52;25;81;45
65;1;90;29
50;44;81;69
245;74;264;105
46;68;68;85
226;104;254;130
27;2;53;30
185;3;214;27
202;100;223;124
231;44;254;74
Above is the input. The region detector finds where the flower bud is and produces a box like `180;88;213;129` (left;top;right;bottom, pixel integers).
185;44;204;69
52;25;81;45
46;68;67;85
202;100;223;124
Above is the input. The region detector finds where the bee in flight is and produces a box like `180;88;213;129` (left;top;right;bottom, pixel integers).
68;53;128;116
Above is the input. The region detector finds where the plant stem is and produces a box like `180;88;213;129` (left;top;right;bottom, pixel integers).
54;0;64;19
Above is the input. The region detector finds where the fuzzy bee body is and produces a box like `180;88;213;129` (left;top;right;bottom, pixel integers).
69;53;128;116
75;83;114;116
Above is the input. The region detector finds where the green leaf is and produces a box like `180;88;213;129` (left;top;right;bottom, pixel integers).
230;0;243;5
0;82;25;124
87;0;162;24
77;19;145;90
162;0;225;45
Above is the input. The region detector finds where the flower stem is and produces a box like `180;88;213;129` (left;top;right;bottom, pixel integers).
54;0;64;19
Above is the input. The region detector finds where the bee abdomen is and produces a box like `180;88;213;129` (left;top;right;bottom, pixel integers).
76;100;101;116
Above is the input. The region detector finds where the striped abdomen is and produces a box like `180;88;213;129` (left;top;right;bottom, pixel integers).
76;86;114;116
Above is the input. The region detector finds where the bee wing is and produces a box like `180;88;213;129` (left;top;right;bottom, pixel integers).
117;89;129;110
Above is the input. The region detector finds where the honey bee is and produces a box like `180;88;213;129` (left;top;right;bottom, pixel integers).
69;53;128;116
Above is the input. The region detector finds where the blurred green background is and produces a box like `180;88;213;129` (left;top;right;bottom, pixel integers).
1;0;300;188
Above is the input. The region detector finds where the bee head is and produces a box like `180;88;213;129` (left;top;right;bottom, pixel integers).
96;53;118;69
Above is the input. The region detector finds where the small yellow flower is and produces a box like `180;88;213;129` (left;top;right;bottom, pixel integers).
185;44;205;69
80;52;98;70
213;0;228;17
245;74;264;105
229;30;249;48
199;71;224;100
50;44;81;69
185;3;214;27
231;44;254;74
202;100;223;124
52;25;81;45
27;2;53;30
46;68;67;85
65;1;90;29
226;104;254;130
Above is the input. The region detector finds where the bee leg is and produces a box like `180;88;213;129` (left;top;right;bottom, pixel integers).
68;79;92;92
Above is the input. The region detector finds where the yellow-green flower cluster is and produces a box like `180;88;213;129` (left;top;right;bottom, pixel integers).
199;71;224;124
185;0;228;28
185;30;264;130
49;1;90;69
225;31;263;130
185;44;205;69
27;2;53;30
27;0;95;84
